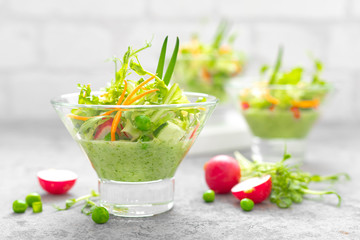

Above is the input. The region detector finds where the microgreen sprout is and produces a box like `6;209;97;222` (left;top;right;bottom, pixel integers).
235;151;350;209
53;190;109;224
53;190;99;211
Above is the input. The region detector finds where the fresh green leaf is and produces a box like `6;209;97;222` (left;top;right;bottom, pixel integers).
269;46;283;84
234;150;348;208
260;65;269;75
53;190;99;211
130;59;147;75
277;67;303;85
156;36;168;79
163;37;180;86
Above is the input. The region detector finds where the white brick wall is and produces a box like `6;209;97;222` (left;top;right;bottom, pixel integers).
0;23;39;68
328;24;360;71
0;0;359;123
218;0;347;19
355;74;360;120
8;71;114;119
149;0;216;19
350;0;360;17
252;24;326;69
8;0;147;18
321;70;357;122
42;23;113;69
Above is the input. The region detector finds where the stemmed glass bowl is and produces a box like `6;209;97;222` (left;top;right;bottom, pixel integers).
51;92;217;217
228;81;331;163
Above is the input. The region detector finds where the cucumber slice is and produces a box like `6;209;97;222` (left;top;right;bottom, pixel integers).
154;122;168;137
155;121;185;142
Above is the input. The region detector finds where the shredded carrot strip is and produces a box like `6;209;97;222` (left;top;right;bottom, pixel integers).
110;79;129;141
100;110;116;116
123;75;156;105
116;80;128;105
110;79;157;141
126;89;159;105
291;98;320;108
111;110;123;141
264;91;280;105
201;68;211;83
67;114;92;121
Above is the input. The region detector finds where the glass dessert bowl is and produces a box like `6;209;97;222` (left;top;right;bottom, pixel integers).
51;92;217;217
227;47;332;163
50;36;218;217
229;81;331;163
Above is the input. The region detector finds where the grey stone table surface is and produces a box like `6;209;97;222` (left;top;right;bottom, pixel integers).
1;120;359;240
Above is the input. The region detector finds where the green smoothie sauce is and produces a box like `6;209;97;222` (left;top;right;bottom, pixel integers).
78;139;190;182
243;108;319;139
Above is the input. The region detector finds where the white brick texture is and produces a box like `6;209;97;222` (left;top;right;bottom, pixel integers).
0;23;39;68
355;74;360;121
350;0;360;17
42;23;113;69
252;24;325;69
218;0;347;19
149;0;215;19
123;20;250;70
0;76;9;120
8;0;146;18
320;71;356;123
8;71;114;119
328;25;360;71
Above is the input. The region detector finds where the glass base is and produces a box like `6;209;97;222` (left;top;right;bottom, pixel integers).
251;137;306;165
99;178;175;217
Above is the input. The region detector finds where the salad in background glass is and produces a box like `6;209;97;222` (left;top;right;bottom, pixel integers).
173;22;245;102
51;37;218;217
228;48;331;163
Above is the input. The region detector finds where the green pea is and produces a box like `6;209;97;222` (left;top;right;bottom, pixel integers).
32;201;42;213
240;198;254;211
25;193;41;207
203;190;215;203
134;115;151;131
13;200;28;213
91;207;109;224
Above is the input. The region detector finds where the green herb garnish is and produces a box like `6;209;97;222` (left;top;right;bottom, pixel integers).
53;190;99;211
163;37;180;86
54;190;109;224
235;151;349;208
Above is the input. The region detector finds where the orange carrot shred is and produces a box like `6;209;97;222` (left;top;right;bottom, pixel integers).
111;79;129;141
123;75;156;105
111;110;123;141
117;80;128;105
291;98;319;108
126;89;159;105
264;91;280;105
67;114;92;121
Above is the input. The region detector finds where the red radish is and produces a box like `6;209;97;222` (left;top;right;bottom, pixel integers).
290;107;301;119
94;119;122;140
204;155;241;194
231;175;272;203
241;101;250;110
37;169;78;195
190;123;200;139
